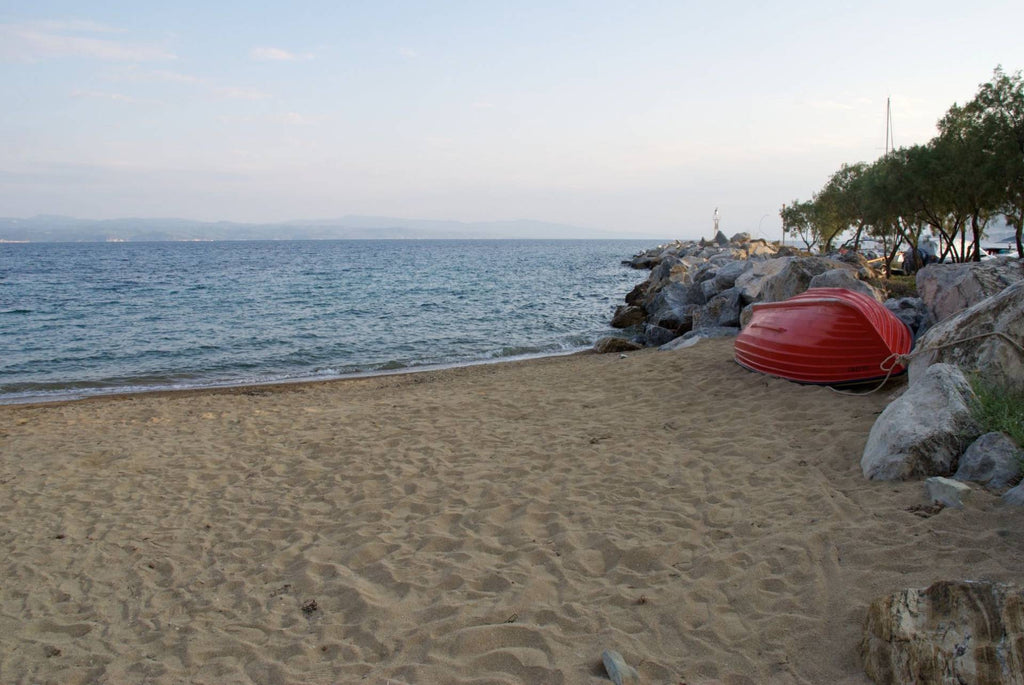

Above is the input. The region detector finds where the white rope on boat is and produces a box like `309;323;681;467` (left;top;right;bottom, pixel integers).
829;330;1022;397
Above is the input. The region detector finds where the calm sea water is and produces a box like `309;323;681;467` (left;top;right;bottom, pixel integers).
0;240;653;404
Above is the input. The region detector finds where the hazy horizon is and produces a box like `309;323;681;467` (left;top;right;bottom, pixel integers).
3;1;1023;239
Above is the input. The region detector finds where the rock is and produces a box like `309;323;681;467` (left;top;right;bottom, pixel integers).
955;432;1023;490
680;325;739;340
660;336;703;350
808;268;886;302
861;364;982;480
693;288;742;329
611;305;647;329
730;231;752;243
624;281;648;306
735;257;793;303
917;259;1024;330
862;580;1024;685
712;259;753;292
593;337;644;354
1003;483;1024;506
908;281;1024;392
746;241;779;258
925;476;973;508
642;323;677;347
700;277;722;300
884;297;928;336
714;230;730;246
601;649;640;685
758;256;853;303
644;282;701;333
835;250;875;271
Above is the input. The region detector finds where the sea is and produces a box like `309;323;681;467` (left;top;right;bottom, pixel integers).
0;239;656;405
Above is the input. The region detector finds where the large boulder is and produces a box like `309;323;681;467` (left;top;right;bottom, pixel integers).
757;256;853;304
908;281;1024;392
693;287;743;329
954;432;1023;491
644;282;702;333
862;580;1024;685
735;257;793;303
884;297;928;336
593;337;644;354
1004;483;1024;506
917;259;1024;330
611;305;647;329
711;259;754;292
808;268;885;302
642;323;677;348
861;364;982;480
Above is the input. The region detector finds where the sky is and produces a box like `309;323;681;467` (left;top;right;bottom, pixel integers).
2;1;1023;239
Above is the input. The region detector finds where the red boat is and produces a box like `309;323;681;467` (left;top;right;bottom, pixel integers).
733;288;913;386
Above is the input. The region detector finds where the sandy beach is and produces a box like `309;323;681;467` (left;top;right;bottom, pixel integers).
2;338;1022;685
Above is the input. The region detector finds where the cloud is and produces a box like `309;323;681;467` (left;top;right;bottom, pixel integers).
271;112;312;125
213;86;271;100
112;68;270;100
71;89;160;105
250;47;313;62
398;47;418;59
0;21;175;62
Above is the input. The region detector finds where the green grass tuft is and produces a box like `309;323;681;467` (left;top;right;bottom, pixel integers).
968;376;1024;449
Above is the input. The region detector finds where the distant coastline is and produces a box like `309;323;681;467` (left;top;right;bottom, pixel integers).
0;215;675;243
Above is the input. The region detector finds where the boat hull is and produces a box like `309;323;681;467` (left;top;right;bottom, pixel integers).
733;288;913;386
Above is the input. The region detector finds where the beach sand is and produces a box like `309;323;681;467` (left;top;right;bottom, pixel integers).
2;339;1022;684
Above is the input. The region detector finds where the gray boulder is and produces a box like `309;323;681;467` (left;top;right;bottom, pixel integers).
884;297;927;336
757;256;852;304
954;432;1023;490
693;288;743;329
908;280;1024;392
917;259;1024;330
1003;483;1024;506
610;305;646;329
735;257;793;303
593;337;644;354
714;230;729;246
862;580;1024;685
925;476;973;508
645;282;701;332
808;268;885;302
712;259;753;292
661;326;738;350
862;363;982;480
642;323;677;348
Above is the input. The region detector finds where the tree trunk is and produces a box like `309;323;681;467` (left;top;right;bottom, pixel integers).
970;212;983;261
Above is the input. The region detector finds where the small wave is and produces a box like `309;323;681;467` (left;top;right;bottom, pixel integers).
492;345;546;358
377;360;408;371
1;309;32;315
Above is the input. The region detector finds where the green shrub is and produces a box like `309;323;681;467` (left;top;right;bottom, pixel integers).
864;275;917;298
968;376;1024;448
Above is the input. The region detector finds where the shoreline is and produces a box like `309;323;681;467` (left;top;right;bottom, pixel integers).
0;346;598;408
3;338;1022;683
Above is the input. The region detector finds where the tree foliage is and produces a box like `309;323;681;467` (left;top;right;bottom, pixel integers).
780;67;1024;260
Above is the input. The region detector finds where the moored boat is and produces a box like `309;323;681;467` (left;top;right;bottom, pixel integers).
733;288;913;386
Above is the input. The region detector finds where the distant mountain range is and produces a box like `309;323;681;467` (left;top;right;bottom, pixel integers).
0;215;655;242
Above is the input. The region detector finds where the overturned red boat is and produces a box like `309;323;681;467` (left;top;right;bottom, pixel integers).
733;288;913;386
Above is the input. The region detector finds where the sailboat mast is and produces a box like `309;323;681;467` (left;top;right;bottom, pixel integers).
885;97;893;156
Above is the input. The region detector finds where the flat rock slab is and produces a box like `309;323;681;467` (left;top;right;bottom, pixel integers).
925;476;972;508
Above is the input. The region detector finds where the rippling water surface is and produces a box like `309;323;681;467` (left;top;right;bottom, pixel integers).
0;240;652;403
